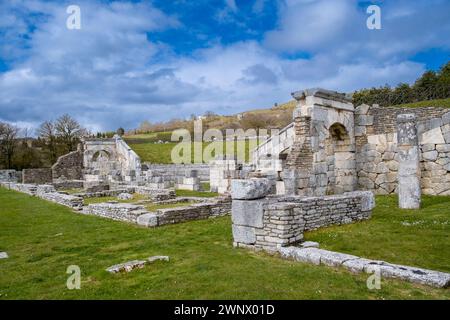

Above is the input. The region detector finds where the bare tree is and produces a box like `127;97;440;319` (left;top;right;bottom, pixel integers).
55;114;85;152
0;122;20;169
37;120;58;163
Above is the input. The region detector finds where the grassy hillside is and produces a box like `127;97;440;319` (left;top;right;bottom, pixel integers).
392;97;450;108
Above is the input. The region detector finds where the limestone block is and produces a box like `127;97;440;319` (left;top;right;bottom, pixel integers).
300;241;320;248
231;178;272;200
376;162;389;174
106;260;147;273
148;256;170;263
232;199;266;228
117;193;133;200
356;115;374;126
386;160;399;171
382;152;395;161
421;144;436;152
422;150;438;161
358;177;374;189
232;225;256;244
0;252;8;259
355;104;370;115
442;112;450;125
420;127;445;144
137;213;158;227
354;126;366;137
436;144;450;153
291;248;322;265
317;250;359;267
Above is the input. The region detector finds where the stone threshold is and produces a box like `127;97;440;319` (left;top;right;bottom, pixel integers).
279;246;450;289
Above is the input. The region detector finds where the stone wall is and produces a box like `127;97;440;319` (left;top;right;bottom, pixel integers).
37;191;83;210
52;148;83;181
22;168;52;184
86;203;148;223
155;198;231;226
0;170;20;183
232;186;374;251
356;105;450;195
0;182;37;195
134;186;176;201
144;163;210;182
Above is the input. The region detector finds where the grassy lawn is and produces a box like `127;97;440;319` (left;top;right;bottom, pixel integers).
306;195;450;273
126;140;254;164
0;188;449;300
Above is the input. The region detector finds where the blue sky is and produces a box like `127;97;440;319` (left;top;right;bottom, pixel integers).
0;0;449;132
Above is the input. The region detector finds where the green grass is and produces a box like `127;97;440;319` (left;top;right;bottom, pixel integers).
306;195;450;273
392;97;450;109
0;188;449;299
126;141;254;164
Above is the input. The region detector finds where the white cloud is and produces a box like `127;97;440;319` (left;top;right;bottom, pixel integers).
0;0;447;132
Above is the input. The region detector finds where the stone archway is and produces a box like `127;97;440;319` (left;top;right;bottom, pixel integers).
326;123;356;194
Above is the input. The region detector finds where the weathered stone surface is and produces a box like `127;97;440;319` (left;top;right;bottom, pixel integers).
117;193;133;200
148;256;170;263
106;260;147;273
422;150;438;161
420;127;445;144
0;252;8;259
232;199;266;228
136;213;158;227
300;241;320;248
397;114;421;209
231;178;272;200
232;225;256;244
280;247;450;288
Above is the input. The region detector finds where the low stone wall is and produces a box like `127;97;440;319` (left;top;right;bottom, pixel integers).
155;198;231;226
73;188;135;198
1;182;37;195
53;180;84;190
134;186;176;201
232;188;374;251
0;170;20;183
85;203;148;223
22;168;52;184
37;192;83;210
143;164;210;182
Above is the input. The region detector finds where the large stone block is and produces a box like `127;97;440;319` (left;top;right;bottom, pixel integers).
231;178;272;200
420;127;445;145
232;225;256;244
232;199;266;228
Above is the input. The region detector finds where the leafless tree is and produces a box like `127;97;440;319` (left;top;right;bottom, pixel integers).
0;122;20;169
37;120;58;163
55;114;85;152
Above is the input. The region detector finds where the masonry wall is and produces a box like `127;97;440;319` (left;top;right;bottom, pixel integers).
232;191;374;251
0;170;20;182
22;168;52;184
52;149;83;181
355;105;450;195
144;163;210;183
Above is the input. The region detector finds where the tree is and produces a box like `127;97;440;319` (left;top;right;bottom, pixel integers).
0;122;20;169
55;114;85;152
116;127;125;136
36;120;58;163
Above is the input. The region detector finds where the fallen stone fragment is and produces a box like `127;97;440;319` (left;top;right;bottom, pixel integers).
0;252;8;259
299;241;320;248
117;193;133;200
279;246;450;288
230;178;272;200
106;260;147;273
148;256;170;263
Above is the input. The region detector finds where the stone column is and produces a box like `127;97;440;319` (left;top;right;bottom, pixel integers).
397;114;421;209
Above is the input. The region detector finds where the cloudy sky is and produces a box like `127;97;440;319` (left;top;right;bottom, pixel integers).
0;0;449;132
